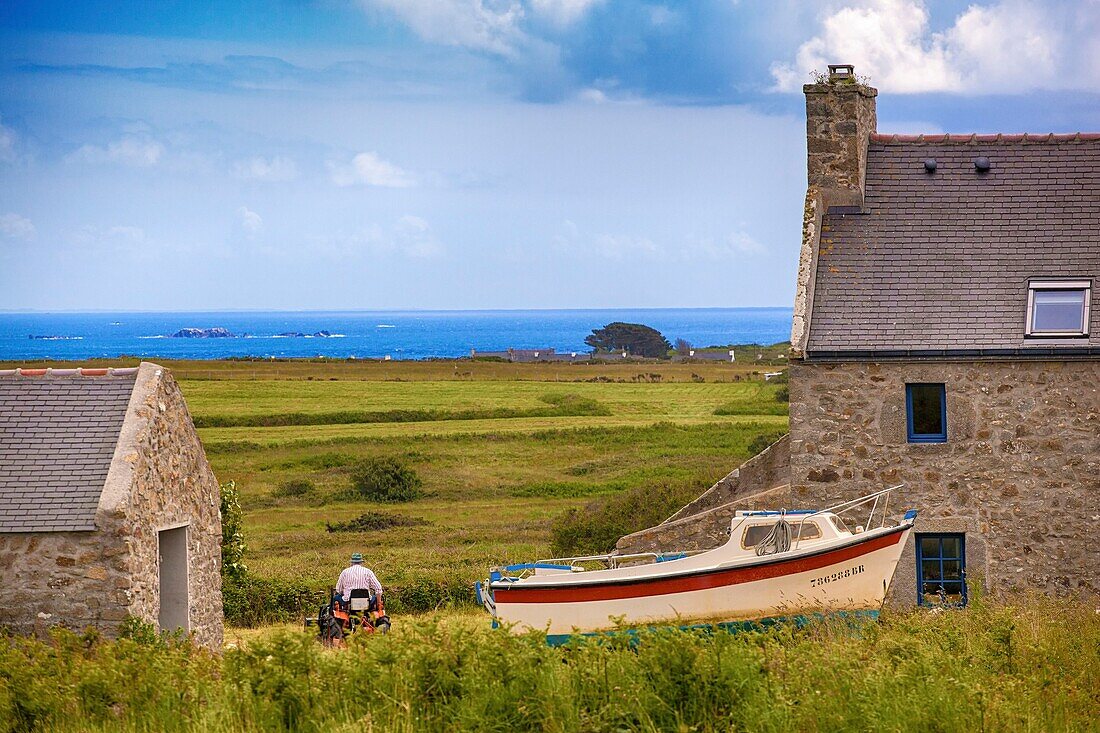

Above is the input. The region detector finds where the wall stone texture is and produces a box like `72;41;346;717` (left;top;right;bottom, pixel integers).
788;359;1100;603
0;363;223;648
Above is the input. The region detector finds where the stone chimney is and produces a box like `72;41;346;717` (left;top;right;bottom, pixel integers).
803;64;877;207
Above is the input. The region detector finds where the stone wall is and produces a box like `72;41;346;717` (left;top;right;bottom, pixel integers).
100;362;223;649
0;531;129;635
616;436;791;555
788;359;1100;604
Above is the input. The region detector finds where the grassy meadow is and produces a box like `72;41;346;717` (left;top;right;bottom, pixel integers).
179;358;788;616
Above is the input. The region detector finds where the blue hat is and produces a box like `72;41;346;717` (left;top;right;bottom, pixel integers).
350;553;363;564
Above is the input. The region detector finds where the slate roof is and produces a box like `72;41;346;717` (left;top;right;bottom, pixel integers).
806;135;1100;356
0;368;137;532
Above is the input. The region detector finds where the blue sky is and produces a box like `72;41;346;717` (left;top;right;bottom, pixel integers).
1;0;1098;311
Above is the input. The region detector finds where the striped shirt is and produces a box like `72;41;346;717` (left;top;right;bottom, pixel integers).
336;563;383;600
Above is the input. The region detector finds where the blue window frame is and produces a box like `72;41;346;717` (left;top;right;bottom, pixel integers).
916;533;967;606
906;383;947;443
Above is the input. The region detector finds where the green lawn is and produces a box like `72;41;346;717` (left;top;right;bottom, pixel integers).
167;360;790;613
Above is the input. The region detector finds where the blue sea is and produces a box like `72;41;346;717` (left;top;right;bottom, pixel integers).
0;309;793;361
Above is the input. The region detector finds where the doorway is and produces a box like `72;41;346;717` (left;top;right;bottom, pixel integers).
158;525;190;633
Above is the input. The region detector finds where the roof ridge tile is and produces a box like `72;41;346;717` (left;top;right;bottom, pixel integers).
870;131;1100;144
0;366;140;378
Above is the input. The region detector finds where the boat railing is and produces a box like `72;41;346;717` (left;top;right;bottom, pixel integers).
791;484;905;551
514;549;709;573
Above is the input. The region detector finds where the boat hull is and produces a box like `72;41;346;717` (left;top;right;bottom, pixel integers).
491;524;911;634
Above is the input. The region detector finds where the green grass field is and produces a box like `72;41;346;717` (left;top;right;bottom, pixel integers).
163;359;790;614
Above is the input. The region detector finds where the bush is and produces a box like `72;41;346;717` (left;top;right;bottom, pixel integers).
325;511;430;532
348;457;423;502
774;386;789;403
219;481;247;582
271;479;314;498
550;481;704;557
222;574;316;628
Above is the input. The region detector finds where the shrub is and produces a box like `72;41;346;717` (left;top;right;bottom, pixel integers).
222;574;316;628
272;479;314;498
325;511;430;533
550;481;703;557
348;457;423;502
219;480;247;583
774;386;789;403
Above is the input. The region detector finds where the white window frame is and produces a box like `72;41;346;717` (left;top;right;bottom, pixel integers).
1025;279;1091;337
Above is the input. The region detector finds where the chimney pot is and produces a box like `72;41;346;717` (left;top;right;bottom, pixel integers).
827;64;856;82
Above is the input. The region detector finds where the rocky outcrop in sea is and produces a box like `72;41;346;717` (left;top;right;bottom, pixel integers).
171;328;236;338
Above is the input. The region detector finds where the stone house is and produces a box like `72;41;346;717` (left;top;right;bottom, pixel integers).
0;362;223;647
620;65;1099;606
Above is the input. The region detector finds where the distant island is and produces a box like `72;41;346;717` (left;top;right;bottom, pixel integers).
172;328;236;338
169;327;334;338
275;330;333;338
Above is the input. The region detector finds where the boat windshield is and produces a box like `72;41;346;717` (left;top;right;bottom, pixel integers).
830;515;851;533
741;521;821;549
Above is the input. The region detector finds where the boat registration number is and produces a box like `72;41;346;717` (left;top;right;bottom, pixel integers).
810;564;864;588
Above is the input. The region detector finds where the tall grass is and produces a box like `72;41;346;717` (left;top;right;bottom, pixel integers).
1;597;1096;732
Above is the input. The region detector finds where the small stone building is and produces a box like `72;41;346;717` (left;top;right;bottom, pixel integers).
620;65;1099;606
0;362;223;647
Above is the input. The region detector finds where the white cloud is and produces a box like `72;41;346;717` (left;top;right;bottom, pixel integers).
771;0;1100;94
0;213;36;240
529;0;603;26
73;225;148;251
691;231;765;259
0;118;17;164
362;0;527;56
392;215;442;258
232;155;298;182
237;207;264;235
72;135;164;167
554;220;766;262
329;152;415;188
321;215;443;259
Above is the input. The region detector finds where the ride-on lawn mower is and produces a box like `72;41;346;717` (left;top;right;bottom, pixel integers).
307;588;391;646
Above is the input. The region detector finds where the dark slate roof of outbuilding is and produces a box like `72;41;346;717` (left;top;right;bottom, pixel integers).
807;135;1100;356
0;368;137;532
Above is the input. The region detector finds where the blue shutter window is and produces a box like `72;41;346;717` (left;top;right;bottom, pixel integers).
916;533;967;606
906;383;947;443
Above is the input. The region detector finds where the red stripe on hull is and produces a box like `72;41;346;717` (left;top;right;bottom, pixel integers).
495;528;906;604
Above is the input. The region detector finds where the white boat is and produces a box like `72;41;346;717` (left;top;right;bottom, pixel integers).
477;486;915;636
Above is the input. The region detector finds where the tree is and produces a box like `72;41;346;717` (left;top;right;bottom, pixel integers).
585;322;672;359
675;338;692;356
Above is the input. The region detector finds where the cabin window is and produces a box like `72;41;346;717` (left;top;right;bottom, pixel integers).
829;515;851;533
906;383;947;443
916;533;966;607
1026;280;1090;336
741;520;821;549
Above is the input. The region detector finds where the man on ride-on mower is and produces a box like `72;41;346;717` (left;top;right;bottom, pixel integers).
335;552;383;611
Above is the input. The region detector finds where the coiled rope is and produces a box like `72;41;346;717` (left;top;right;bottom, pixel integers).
755;517;793;556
